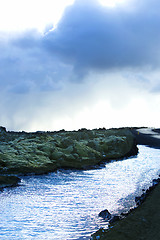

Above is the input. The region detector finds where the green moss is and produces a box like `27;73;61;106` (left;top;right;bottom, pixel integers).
0;127;137;175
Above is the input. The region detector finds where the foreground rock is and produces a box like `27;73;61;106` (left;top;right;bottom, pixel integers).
98;209;112;221
0;127;138;175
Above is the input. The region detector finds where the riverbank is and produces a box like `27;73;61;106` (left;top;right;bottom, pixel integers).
91;127;160;240
0;126;138;188
130;127;160;149
91;180;160;240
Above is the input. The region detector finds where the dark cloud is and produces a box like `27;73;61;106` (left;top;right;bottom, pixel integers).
1;0;160;92
0;33;72;94
43;0;160;75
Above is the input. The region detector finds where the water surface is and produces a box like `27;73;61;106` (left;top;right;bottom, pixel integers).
0;145;160;240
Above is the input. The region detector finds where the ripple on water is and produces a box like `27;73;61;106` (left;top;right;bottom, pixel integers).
0;145;160;240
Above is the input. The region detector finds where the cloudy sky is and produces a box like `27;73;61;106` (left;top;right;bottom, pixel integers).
0;0;160;132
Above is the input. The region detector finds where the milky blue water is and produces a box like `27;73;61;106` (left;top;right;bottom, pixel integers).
0;145;160;240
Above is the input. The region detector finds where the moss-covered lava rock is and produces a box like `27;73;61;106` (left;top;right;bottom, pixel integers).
0;175;21;188
0;127;138;175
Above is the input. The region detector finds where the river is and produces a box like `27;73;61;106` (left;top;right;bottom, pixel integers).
0;145;160;240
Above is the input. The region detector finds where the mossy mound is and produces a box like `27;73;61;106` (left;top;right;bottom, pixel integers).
0;175;21;188
0;127;138;175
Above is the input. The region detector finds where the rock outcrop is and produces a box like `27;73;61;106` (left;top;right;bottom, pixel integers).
0;127;138;176
0;175;21;189
98;209;112;220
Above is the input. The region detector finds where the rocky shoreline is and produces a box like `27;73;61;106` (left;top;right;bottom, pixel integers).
91;176;160;240
0;126;138;189
91;127;160;240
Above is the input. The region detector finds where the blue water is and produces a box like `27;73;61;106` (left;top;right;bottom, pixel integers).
0;145;160;240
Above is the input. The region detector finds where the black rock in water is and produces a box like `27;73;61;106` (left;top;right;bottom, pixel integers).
98;209;112;220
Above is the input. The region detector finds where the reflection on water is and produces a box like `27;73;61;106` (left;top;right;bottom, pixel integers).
0;146;160;240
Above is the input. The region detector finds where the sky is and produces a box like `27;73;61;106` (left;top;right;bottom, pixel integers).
0;0;160;132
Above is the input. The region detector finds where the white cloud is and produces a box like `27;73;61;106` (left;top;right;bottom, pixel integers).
0;0;74;33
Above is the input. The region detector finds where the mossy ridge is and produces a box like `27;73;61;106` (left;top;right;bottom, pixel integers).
0;127;137;175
